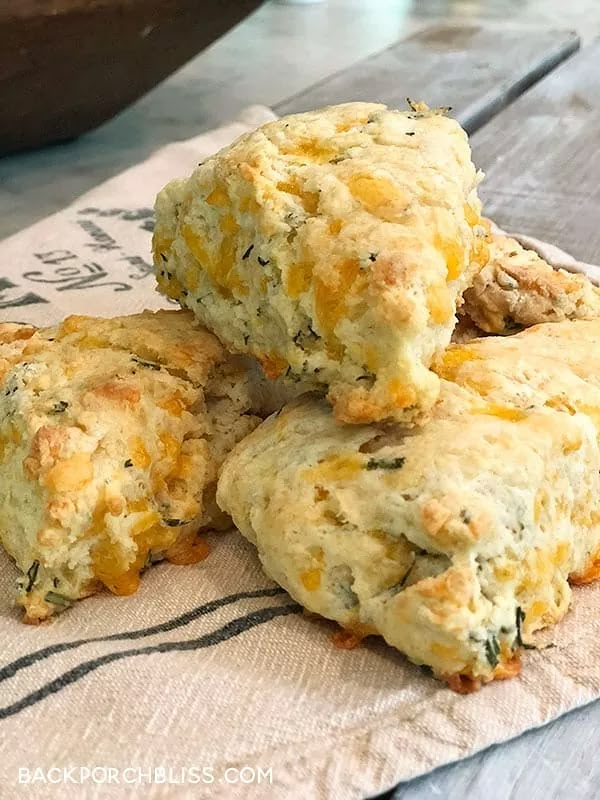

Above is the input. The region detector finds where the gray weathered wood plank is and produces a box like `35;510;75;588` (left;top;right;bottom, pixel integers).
275;25;580;133
382;698;600;800
471;41;600;263
0;24;579;241
380;42;600;800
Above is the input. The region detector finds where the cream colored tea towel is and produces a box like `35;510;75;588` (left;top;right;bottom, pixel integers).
0;106;276;327
0;109;598;800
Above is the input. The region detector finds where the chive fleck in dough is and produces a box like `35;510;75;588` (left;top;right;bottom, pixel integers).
0;310;268;623
153;102;487;425
462;233;600;334
217;319;600;691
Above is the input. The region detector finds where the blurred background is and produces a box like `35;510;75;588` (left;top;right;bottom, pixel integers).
1;0;597;237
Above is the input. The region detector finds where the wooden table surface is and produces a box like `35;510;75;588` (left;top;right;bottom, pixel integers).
389;41;600;800
384;39;600;800
285;30;600;800
0;12;598;799
275;24;580;134
0;22;580;240
472;41;600;264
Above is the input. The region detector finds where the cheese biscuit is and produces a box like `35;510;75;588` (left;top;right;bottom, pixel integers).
462;234;600;334
218;319;600;690
153;102;487;424
0;310;266;622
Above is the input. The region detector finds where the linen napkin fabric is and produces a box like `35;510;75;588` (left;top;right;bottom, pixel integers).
0;108;598;800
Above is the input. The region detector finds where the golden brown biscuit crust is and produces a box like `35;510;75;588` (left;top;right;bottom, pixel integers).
0;310;264;622
153;102;487;425
462;234;600;334
218;319;600;688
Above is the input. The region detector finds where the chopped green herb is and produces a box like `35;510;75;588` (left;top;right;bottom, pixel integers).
293;326;320;346
399;559;416;589
406;98;451;116
124;459;133;468
366;457;406;471
45;591;70;606
162;518;192;527
485;635;500;667
25;560;40;592
503;316;522;332
514;606;536;649
405;131;415;136
515;606;525;646
368;253;378;262
459;508;472;524
131;356;161;371
242;245;254;260
160;253;168;262
257;256;270;267
469;633;484;642
50;400;69;414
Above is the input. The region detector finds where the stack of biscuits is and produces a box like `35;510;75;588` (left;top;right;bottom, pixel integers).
2;103;599;691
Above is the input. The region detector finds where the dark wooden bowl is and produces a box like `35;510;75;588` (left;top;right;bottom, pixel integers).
0;0;263;155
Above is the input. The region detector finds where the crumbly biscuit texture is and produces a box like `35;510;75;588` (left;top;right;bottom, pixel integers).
450;315;487;344
0;310;265;622
153;102;487;424
218;319;600;690
462;234;600;334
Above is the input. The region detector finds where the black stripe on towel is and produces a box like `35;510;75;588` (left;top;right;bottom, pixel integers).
0;603;301;721
0;587;286;684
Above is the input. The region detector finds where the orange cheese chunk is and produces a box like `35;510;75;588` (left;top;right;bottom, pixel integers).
220;214;239;235
434;347;481;381
46;453;93;493
286;261;313;298
426;284;454;324
129;436;151;469
348;174;408;221
473;404;528;423
277;180;319;214
433;233;464;281
205;186;229;207
314;258;360;336
386;379;417;410
303;454;362;483
166;534;210;565
158;396;186;417
300;568;322;591
280;138;334;163
260;353;288;380
464;203;480;227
